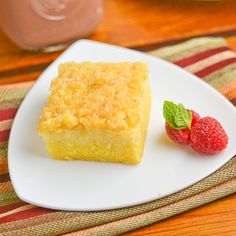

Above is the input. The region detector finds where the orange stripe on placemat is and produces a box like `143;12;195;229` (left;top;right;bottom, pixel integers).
0;108;17;121
0;81;34;91
195;58;236;78
218;79;236;95
0;202;27;214
0;207;54;224
0;156;8;173
0;181;13;192
174;46;229;67
224;89;236;101
0;129;10;142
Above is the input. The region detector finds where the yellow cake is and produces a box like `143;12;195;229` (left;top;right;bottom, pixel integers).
38;62;151;164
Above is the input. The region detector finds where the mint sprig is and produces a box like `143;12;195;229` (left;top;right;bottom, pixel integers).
163;101;192;130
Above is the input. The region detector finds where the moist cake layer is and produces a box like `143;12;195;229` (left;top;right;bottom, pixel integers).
38;62;151;164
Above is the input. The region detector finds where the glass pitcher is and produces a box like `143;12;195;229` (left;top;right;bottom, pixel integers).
0;0;104;51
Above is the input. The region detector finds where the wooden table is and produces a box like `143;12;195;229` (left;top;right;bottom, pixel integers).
1;0;236;235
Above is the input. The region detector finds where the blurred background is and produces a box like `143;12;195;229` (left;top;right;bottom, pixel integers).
0;0;236;84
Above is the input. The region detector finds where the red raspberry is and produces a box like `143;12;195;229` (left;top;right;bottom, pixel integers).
191;110;200;127
165;110;200;144
190;117;228;154
165;123;190;144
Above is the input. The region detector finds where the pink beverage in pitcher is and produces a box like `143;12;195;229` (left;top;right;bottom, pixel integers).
0;0;103;50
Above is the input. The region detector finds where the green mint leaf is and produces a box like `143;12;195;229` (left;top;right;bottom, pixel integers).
175;104;192;130
163;101;178;129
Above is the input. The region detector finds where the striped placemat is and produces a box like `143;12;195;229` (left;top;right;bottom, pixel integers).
1;37;236;236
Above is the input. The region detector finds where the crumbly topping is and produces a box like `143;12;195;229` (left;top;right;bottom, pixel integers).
39;62;148;132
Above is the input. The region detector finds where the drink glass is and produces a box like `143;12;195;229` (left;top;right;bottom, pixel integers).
0;0;104;51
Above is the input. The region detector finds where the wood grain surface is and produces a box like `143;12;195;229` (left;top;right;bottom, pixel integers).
92;0;236;49
1;0;236;86
1;0;236;235
123;194;236;236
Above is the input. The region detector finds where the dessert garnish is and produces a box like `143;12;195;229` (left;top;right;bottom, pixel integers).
163;101;228;154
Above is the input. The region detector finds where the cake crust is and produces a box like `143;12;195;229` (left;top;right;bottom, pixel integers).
38;62;148;133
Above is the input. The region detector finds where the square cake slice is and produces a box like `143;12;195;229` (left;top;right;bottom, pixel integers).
38;62;151;164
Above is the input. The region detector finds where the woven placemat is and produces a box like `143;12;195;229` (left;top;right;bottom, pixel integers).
1;37;236;236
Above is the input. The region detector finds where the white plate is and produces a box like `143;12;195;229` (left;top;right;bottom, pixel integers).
8;40;236;211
